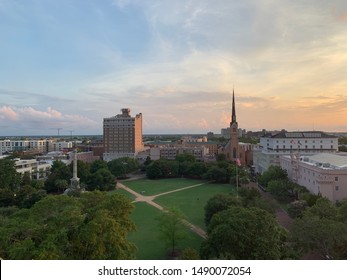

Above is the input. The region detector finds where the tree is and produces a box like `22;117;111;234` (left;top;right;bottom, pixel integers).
44;160;71;193
143;156;152;167
0;188;15;208
0;192;136;260
203;166;227;183
289;198;347;259
87;168;115;191
175;154;196;163
72;192;136;259
290;214;347;259
108;157;139;178
187;162;207;179
257;165;288;188
178;161;192;176
238;187;277;215
21;172;32;186
158;207;187;257
146;159;179;179
14;185;47;209
54;179;69;193
90;159;108;174
201;206;287;260
204;194;241;226
299;192;320;207
337;199;347;223
146;160;163;179
31;180;45;190
267;179;294;202
0;158;20;190
216;153;226;162
287;200;308;219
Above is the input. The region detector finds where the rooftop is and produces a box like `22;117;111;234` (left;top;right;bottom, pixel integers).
264;131;337;139
283;153;347;170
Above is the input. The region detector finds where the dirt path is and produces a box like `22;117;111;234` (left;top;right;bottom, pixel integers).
117;181;208;239
245;182;294;230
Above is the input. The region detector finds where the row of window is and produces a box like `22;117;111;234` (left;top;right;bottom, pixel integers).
274;140;335;144
275;145;334;149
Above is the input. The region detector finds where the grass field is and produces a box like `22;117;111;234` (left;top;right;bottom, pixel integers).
122;178;207;196
154;183;236;229
109;188;136;201
122;178;236;259
128;202;203;260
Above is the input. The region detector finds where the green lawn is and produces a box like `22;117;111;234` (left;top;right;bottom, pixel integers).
122;178;208;196
108;188;136;201
154;183;236;229
128;202;203;260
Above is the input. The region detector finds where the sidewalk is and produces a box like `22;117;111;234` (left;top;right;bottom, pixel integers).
117;181;207;239
245;182;293;230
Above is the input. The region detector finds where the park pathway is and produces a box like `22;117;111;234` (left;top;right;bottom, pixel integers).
117;181;208;239
245;182;294;230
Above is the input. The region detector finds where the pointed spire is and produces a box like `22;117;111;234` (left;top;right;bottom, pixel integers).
231;88;236;124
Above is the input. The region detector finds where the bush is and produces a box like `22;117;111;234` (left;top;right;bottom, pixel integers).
287;200;308;219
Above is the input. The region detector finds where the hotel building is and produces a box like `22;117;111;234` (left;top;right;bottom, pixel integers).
103;108;144;161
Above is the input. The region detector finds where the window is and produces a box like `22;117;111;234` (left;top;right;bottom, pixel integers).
335;177;339;181
335;186;339;191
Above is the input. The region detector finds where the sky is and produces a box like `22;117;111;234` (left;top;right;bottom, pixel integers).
0;0;347;136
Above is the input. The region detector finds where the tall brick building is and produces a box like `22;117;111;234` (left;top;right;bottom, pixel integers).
103;108;143;161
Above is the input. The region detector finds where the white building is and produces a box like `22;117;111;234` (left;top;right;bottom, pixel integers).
253;131;338;174
52;141;73;151
0;139;69;155
281;153;347;203
15;159;51;180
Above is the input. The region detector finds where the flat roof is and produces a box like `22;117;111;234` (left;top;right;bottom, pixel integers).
305;153;347;169
264;131;337;139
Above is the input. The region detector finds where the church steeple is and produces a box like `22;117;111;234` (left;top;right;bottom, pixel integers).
229;89;239;162
231;89;237;125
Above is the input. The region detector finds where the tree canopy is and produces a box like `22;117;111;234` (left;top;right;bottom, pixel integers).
0;158;20;190
204;194;241;226
257;165;288;188
201;206;287;260
107;157;139;178
289;198;347;259
0;192;136;260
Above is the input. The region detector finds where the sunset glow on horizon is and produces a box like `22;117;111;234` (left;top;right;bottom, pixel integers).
1;0;347;135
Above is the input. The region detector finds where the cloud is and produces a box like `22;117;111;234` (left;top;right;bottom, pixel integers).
0;106;98;135
1;1;347;134
0;106;18;120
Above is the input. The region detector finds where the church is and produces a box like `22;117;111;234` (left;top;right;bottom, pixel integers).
223;90;253;166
